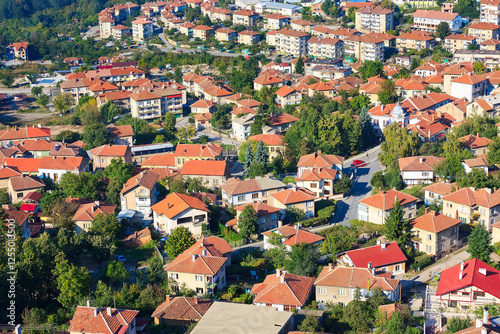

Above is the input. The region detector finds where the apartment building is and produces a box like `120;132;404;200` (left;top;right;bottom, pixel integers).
132;17;153;42
232;9;259;26
130;90;162;120
179;22;195;36
480;38;500;50
345;34;385;62
481;0;500;25
355;7;394;33
215;28;237;42
396;31;435;51
112;25;132;39
444;34;476;53
290;19;315;33
453;49;500;69
450;74;488;101
238;30;260;45
275;29;309;57
358;188;418;224
263;13;290;30
99;16;115;38
412;10;462;33
275;85;303;106
193;25;215;40
468;22;500;43
307;37;344;60
206;7;232;22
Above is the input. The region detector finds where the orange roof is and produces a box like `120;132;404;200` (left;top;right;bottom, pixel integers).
271;187;315;205
459;134;493;149
68;306;139;334
360;188;418;210
0;126;50;141
451;74;487;85
254;75;285;85
0;166;22;179
194;25;214;31
442;187;500;208
180;160;228;176
275;85;296;97
413;9;459;20
269;112;298;126
398;156;445;172
183;235;233;258
174;144;223;158
91;144;129;157
469;22;500;30
73;202;116;221
422;182;456;196
107;124;133;138
120;169;159;194
446;34;475;41
398;31;435;41
234;201;281;217
247;134;284;146
480;38;500;45
411;211;461;233
233;9;258;16
152;192;209;219
276;29;308;38
130;90;160;101
152;296;212;321
38;156;86;171
297;151;344;168
141;153;176;167
251;271;314;307
297;167;337;181
315;266;400;291
191;99;215;108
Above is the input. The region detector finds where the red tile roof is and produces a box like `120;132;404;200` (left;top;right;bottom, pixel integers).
413;9;459;20
68;306;139;334
234;201;281;217
271;188;315;205
360;188;418;210
315;266;400;291
152;192;209;219
107;124;133;138
141;153;176;167
0;126;50;141
0;166;22;179
451;74;487;85
297;151;344;167
91;144;130;157
9;175;45;191
262;224;324;247
191;99;215;108
180;160;229;177
459;134;493;149
442;187;500;208
436;258;500;298
422;182;457;196
398;156;445;171
411;210;461;233
344;241;407;269
469;22;500;30
120;170;159;194
73;202;116;221
152;296;212;321
297;167;337;182
184;235;233;258
166;252;227;275
174;144;223;158
251;271;314;306
247;134;284;146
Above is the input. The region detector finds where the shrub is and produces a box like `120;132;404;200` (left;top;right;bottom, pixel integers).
410;254;433;271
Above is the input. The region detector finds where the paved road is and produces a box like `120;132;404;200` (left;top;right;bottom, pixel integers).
83;26;100;40
333;145;381;226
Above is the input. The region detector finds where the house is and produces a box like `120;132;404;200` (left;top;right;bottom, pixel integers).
112;24;132;39
228;201;282;233
297;151;344;177
412;10;462;33
263;13;290;30
422;182;457;206
398;156;445;186
247;134;286;161
262;223;324;251
141;153;176;169
193;25;215;40
132;17;154;42
444;34;476;53
295;167;338;198
165;249;227;295
271;187;316;218
275;85;303;106
123;227;152;247
190;302;293;334
174;144;224;168
107;124;134;146
358;188;419;224
314;265;401;308
232;9;259;26
340;241;407;275
0;126;50;146
8;175;45;204
253;75;286;91
152;192;210;237
38;156;90;182
407;116;449;143
68;306;139;334
450;74;488;101
468;22;500;43
367;103;408;137
183;235;233;266
238;30;260;45
130;90;162;120
180;160;230;187
463;157;489;175
442;187;500;228
9;42;29;60
480;38;500;50
194;113;212;130
251;269;314;311
410;210;460;258
221;176;286;206
355;7;394;33
232;113;254;140
90;144;132;169
152;296;213;326
269;112;298;134
290;19;315;33
459;134;493;156
73;201;117;234
436;258;500;309
5;207;31;239
120;170;159;219
190;99;216;114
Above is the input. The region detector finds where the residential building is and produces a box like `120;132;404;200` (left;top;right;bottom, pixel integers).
152;192;209;237
453;49;500;69
215;28;237;42
345;34;385;62
459;134;493;156
112;24;132;38
123;227;152;247
422;181;456;205
269;112;298;134
190;302;293;334
262;224;324;251
190;99;216;114
38;156;90;182
152;296;213;326
194;113;212;130
253;75;286;91
263;14;289;30
193;25;215;40
295;167;338;197
307;37;344;60
174;144;223;168
205;7;232;22
9;42;29;61
444;34;476;53
238;30;260;45
480;38;500;50
481;0;500;24
275;85;303;106
232;9;259;26
396;31;435;51
120;170;159;218
398;156;445;185
442;187;500;228
451;74;488;101
179;22;195;36
247;134;286;161
90;144;132;169
436;258;500;309
314;265;401;308
132;17;153;42
355;7;394;33
468;22;500;43
130;90;162;120
182;235;233;266
368;103;410;137
271;187;316;218
412;10;462;33
107;124;134;146
358;188;419;224
0;126;50;146
68;306;139;334
463;157;489;174
290;19;315;33
221;176;286;206
256;1;302;16
165;249;227;295
73;201;116;234
297;151;344;177
99;16;115;38
229;201;282;233
275;29;309;57
410;210;460;258
232;113;254;140
8;175;45;204
6;207;30;239
180;160;230;187
251;270;314;311
341;241;407;275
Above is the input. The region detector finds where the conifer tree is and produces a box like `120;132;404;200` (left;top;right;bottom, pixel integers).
384;200;411;246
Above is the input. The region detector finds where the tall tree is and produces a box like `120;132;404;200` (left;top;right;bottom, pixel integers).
83;123;109;149
285;242;320;277
53;254;91;308
378;80;397;105
243;142;254;178
164;112;177;141
165;226;195;259
436;22;452;40
384;200;411;246
359;60;384;81
379;122;419;170
359;105;376;148
468;224;493;262
238;205;258;238
176;124;197;143
90;214;120;240
254;140;268;166
295;57;304;74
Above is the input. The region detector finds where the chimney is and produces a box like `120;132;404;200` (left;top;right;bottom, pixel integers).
328;263;333;271
367;261;372;269
165;294;171;302
280;274;285;284
459;270;463;280
193;296;198;304
295;223;301;230
91;205;95;213
484;307;489;324
87;300;91;307
479;268;487;276
377;240;381;245
381;243;386;250
107;307;112;317
94;308;98;317
192;254;197;261
202;248;207;256
395;195;398;202
428;129;431;138
420;157;424;163
276;268;281;277
425;208;430;214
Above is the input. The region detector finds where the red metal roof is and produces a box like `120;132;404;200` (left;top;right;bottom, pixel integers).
344;242;407;269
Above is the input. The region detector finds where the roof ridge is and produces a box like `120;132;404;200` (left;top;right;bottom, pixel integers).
99;310;113;334
284;273;302;305
198;255;215;274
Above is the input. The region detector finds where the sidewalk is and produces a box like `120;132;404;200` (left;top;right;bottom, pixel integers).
408;247;470;283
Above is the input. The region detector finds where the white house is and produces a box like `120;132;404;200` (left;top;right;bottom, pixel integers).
232;113;254;140
462;157;489;174
412;10;462;33
38;156;90;183
296;151;344;178
450;74;488;102
368;103;410;138
220;176;286;206
422;181;456;206
398;156;445;186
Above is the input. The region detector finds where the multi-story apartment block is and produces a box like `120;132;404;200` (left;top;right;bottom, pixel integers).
396;31;436;51
215;28;237;42
238;30;260;45
206;7;232;22
99;16;115;38
450;74;488;101
290;19;315;33
263;13;290;30
114;2;140;22
179;22;195;36
481;0;500;25
468;22;500;43
444;34;476;52
132;17;153;42
275;29;309;57
193;25;215;40
307;37;344;59
345;34;385;62
412;10;462;33
130;90;162;120
355;7;394;33
112;25;132;39
232;9;259;27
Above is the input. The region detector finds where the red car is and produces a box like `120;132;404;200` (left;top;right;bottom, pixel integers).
352;160;366;167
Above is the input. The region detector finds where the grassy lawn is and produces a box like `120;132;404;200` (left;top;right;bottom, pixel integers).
115;246;154;266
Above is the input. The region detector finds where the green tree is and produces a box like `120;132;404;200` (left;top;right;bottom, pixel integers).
454;0;479;18
410;58;421;72
177;124;197;143
488;137;500;165
468;224;493;262
379;122;419;169
165;226;196;259
59;172;100;199
334;174;353;194
243;141;255;178
247;163;266;179
447;317;471;333
37;94;50;108
88;235;116;265
211;104;232;129
100;101;121;122
103;158;134;185
298;315;322;332
359;105;376;148
53;254;91;308
285;242;319;277
474;60;487;75
254;140;268;167
90;213;120;240
50;199;80;229
174;67;183;83
54;93;73;114
83;123;109;149
146;255;167;285
136;284;167;315
321;226;357;255
436;21;452;40
105;260;130;287
164;112;177;141
295;56;304;74
378;80;397;105
359;60;384;81
384;200;411;246
0;188;10;205
238;205;258;238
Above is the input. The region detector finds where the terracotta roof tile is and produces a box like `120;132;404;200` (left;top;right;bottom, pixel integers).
73;202;116;221
344;242;407;268
91;144;130;157
271;188;316;205
411;211;460;233
180;160;229;177
174;144;223;158
398;156;445;171
360;189;418;210
120;169;159;194
315;266;400;291
69;306;139;334
152;296;212;321
152;192;209;219
141;153;176;167
9;175;45;191
251;271;314;306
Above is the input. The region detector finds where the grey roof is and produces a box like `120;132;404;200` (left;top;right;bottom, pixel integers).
232;113;255;126
260;1;302;9
191;302;293;334
255;176;286;190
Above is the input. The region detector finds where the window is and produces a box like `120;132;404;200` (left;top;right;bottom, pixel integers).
338;289;347;296
262;191;268;196
195;275;203;281
448;300;457;308
237;195;245;202
474;291;486;299
17;192;23;198
272;214;277;220
252;193;259;199
446;203;453;208
284;305;296;312
101;158;106;163
310;183;318;188
318;287;327;295
378;210;383;217
306;201;313;207
213;179;218;184
426;245;432;252
260;217;265;224
462;292;470;296
394;264;401;272
196;288;204;294
171;273;178;279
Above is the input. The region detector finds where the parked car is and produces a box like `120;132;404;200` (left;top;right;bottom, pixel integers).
352;160;366;168
114;255;126;262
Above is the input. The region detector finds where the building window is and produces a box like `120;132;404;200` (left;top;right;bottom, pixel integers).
284;305;296;312
474;291;486;299
310;183;318;188
427;234;432;241
17;193;23;198
262;191;268;196
318;287;327;295
378;210;383;216
237;195;245;202
196;288;204;294
426;245;432;252
394;264;401;272
252;193;259;199
171;273;178;279
195;275;203;281
101;158;106;163
338;289;347;296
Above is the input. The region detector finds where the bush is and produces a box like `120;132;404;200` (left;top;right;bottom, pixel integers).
317;200;337;219
410;253;433;271
300;217;328;227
